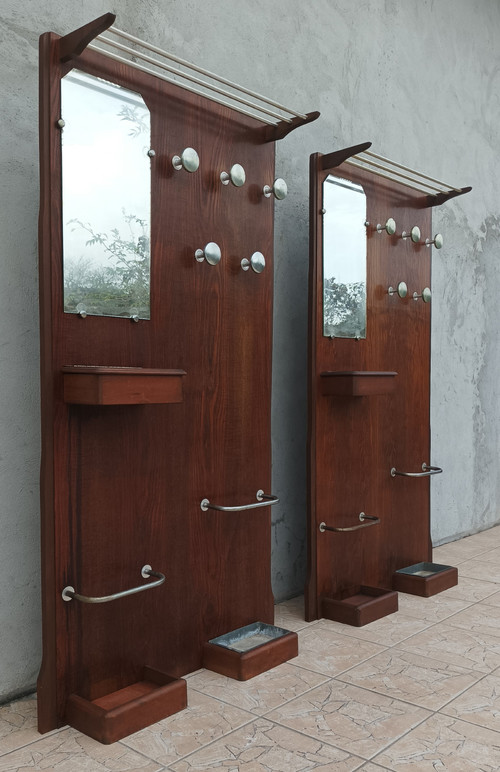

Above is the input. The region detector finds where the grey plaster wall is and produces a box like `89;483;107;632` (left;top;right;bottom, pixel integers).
0;0;498;700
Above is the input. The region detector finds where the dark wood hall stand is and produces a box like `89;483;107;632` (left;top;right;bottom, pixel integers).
38;13;316;743
306;144;470;625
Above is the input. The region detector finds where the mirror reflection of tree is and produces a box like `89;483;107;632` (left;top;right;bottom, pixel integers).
64;212;150;317
323;277;366;338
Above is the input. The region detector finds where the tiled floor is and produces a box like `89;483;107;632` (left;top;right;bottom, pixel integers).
3;527;500;770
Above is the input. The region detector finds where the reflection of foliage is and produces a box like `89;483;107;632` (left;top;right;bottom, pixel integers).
324;277;366;338
118;105;149;137
64;212;150;318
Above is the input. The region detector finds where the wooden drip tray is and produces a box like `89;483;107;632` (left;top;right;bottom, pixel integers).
320;371;397;397
65;667;187;744
202;622;298;681
393;562;458;597
321;585;398;626
62;365;186;405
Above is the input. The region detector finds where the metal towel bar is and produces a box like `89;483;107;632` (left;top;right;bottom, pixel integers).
391;463;443;478
62;565;165;603
319;513;380;533
201;489;279;512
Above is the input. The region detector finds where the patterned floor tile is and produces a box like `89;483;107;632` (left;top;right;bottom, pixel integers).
396;593;471;623
316;612;432;646
169;718;362;771
337;649;482;710
374;713;500;770
0;696;60;757
290;626;385;677
274;596;312;632
121;691;254;766
0;727;162;771
398;622;500;673
188;664;327;716
439;575;500;602
440;672;500;731
445;602;500;638
267;680;429;760
456;558;500;584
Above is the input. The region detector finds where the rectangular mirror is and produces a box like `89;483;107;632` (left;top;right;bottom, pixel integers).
61;70;151;319
322;174;366;339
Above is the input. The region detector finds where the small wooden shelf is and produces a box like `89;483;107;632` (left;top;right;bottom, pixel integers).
65;667;187;744
321;585;398;626
320;371;397;397
202;622;298;681
393;562;458;597
62;366;186;405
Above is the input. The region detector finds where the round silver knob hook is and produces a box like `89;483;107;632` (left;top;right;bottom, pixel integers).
172;147;200;173
241;251;266;273
195;242;222;266
387;282;408;299
402;226;421;243
425;233;443;249
413;287;432;303
263;178;288;200
220;163;246;187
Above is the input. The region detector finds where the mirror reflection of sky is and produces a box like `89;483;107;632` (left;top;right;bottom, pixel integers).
323;175;366;284
61;70;150;268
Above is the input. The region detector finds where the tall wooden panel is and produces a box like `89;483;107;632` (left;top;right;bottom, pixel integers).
38;15;317;743
306;147;470;623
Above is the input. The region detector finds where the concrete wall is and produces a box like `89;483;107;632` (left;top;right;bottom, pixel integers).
0;0;498;701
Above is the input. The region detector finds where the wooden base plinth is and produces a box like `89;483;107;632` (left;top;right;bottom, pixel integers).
321;586;398;626
393;563;458;597
65;668;187;744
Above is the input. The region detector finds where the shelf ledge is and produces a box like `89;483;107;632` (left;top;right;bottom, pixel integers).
62;366;186;405
320;371;397;397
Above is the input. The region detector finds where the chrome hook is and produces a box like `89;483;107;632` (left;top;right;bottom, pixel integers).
172;147;200;173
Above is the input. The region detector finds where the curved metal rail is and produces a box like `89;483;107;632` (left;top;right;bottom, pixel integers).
62;565;165;603
201;490;279;512
319;513;380;533
391;463;443;478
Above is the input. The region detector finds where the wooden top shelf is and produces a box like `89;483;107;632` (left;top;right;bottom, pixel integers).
320;371;397;397
62;366;187;405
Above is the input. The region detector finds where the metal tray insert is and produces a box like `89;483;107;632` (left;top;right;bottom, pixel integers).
209;622;291;653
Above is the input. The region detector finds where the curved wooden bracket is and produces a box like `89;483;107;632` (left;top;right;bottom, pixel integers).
57;12;116;63
319;142;372;171
260;110;320;143
425;185;472;208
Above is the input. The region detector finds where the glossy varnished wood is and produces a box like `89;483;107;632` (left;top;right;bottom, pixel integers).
306;153;433;621
38;29;276;735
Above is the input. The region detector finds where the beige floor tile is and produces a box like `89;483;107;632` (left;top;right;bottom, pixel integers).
187;663;328;716
356;765;392;771
274;596;312;632
433;540;492;564
374;712;500;771
440;672;500;731
338;649;482;710
399;622;500;673
474;545;500;563
439;575;500;602
457;558;500;584
170;718;362;771
396;593;471;623
290;626;385;677
316;613;432;646
121;691;254;766
0;696;62;757
481;589;500;607
0;727;162;771
267;680;429;760
445;602;500;638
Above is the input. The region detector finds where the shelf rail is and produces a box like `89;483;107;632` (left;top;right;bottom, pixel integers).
319;513;380;533
62;565;165;603
391;463;443;478
89;26;307;126
201;490;279;512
